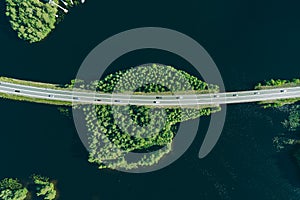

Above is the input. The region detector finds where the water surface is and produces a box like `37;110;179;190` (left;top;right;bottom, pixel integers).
1;1;300;199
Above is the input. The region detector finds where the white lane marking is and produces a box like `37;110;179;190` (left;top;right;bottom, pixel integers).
1;81;300;105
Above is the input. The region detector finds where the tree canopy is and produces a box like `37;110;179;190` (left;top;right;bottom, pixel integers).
0;175;57;200
78;64;221;170
5;0;58;43
32;175;56;200
0;178;28;200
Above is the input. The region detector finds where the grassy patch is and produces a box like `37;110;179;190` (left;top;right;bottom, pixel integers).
258;98;300;108
0;92;72;106
0;77;68;90
255;78;300;90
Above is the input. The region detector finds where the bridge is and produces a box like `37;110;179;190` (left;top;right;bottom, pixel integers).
0;81;300;106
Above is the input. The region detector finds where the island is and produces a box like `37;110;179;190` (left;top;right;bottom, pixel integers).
2;65;300;170
0;175;57;200
5;0;84;43
0;64;222;170
84;64;221;170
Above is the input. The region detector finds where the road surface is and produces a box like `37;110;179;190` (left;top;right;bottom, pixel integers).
0;81;300;106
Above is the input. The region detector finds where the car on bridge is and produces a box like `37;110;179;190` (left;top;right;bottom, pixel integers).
232;94;238;97
153;101;160;104
280;89;287;93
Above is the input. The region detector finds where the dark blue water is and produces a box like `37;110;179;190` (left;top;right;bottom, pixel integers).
1;0;300;199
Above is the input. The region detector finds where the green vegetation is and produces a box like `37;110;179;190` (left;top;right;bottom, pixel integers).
259;78;300;151
270;105;300;171
0;64;222;170
0;77;65;90
5;0;58;43
256;78;300;170
0;77;73;106
32;175;56;200
0;178;28;200
5;0;85;43
0;175;57;200
0;91;72;106
0;63;220;106
257;98;300;108
65;0;82;6
57;107;71;117
86;104;220;170
255;78;300;90
82;64;221;170
282;105;300;131
96;64;219;94
0;77;87;91
255;78;300;108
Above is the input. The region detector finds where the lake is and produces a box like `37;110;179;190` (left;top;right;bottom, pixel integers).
1;0;300;199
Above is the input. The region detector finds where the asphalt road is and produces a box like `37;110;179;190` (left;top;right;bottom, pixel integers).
1;81;300;106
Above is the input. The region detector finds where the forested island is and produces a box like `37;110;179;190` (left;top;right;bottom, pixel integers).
0;64;221;170
3;66;300;171
5;0;83;43
4;66;300;171
82;64;221;170
0;175;57;200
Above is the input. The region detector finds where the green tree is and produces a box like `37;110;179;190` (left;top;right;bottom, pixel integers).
32;175;56;200
5;0;58;43
0;178;28;200
82;64;221;170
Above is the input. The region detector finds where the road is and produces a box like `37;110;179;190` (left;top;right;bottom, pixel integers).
0;81;300;106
